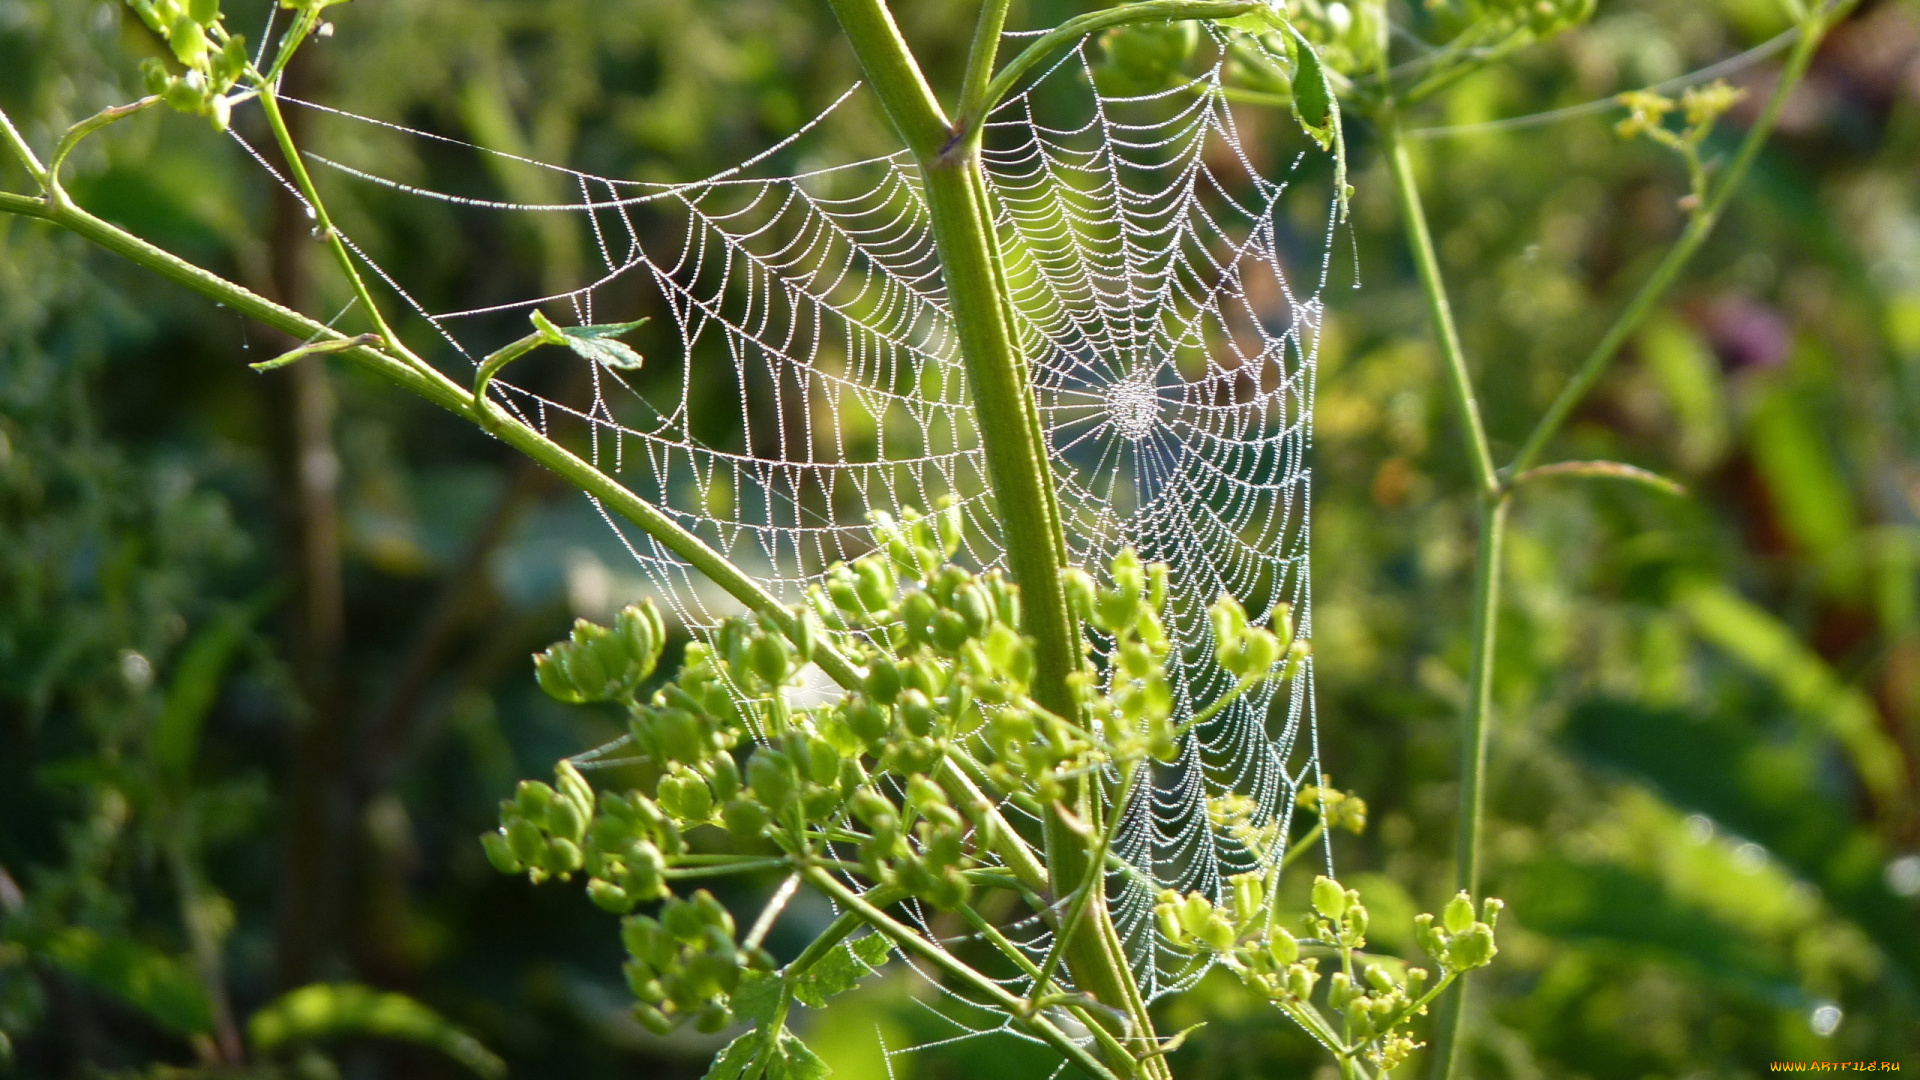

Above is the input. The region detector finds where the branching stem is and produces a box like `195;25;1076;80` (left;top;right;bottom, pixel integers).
801;867;1128;1080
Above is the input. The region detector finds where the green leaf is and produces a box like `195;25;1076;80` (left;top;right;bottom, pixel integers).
152;592;271;786
730;969;781;1027
1566;697;1920;992
249;983;506;1079
789;933;891;1009
529;310;648;370
40;928;212;1035
768;1028;829;1080
1511;854;1806;1006
702;1028;767;1080
1288;35;1333;149
1674;580;1906;808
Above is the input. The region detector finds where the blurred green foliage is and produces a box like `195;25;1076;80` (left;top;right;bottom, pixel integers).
2;0;1917;1076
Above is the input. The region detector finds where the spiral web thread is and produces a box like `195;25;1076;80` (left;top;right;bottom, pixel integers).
250;23;1340;1052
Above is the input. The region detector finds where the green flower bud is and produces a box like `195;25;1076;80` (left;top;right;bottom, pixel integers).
1443;891;1475;935
632;1003;674;1035
897;689;937;738
1155;897;1186;945
749;631;792;688
162;69;206;113
658;770;714;823
1414;913;1446;960
843;694;889;746
1286;961;1318;1000
547;837;584;874
853;557;892;611
932;609;971;652
694;1003;733;1034
1327;971;1354;1010
901;591;938;646
622;915;670;966
1063;567;1097;619
955;583;992;636
613;601;665;683
547;794;588;842
515;780;555;823
703;753;742;802
535;650;583;703
188;0;219;22
718;796;766;844
169;15;209;67
141;58;172;98
1364;965;1396;993
798;736;838;785
1448;924;1497;970
1482;897;1504;929
851;787;896;829
505;816;545;865
1267;927;1299;966
982;624;1034;689
480;831;522;874
1311;875;1347;920
1228;872;1265;927
864;655;902;704
589;878;635;913
1177;892;1215;943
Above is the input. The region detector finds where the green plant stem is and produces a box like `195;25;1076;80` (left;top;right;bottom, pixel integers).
0;107;47;188
45;97;160;201
800;867;1127;1080
0;185;863;693
966;0;1259;138
255;84;413;363
957;0;1014;127
821;3;1175;1072
1422;493;1506;1080
1378;107;1507;1080
1382;116;1498;497
1507;5;1842;473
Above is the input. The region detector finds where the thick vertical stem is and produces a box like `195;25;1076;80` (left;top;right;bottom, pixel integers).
1424;493;1507;1079
821;1;1164;1072
1380;110;1505;1080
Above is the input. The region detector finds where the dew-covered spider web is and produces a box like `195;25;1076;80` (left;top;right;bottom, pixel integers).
242;17;1343;1046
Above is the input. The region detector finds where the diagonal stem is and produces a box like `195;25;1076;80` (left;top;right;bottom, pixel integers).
1381;114;1498;497
1507;2;1848;474
255;85;415;364
801;867;1128;1080
1376;106;1506;1080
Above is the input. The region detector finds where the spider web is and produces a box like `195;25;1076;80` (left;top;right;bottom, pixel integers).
247;21;1341;1034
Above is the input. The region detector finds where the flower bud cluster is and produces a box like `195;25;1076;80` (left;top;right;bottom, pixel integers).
1068;550;1180;763
850;774;972;909
1295;781;1368;835
1154;871;1506;1074
481;760;613;885
535;601;665;705
1415;891;1503;974
486;508;1335;1037
621;890;774;1035
1210;594;1309;685
1460;0;1595;37
126;0;250;130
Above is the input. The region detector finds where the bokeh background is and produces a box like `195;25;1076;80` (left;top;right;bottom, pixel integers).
3;0;1919;1076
